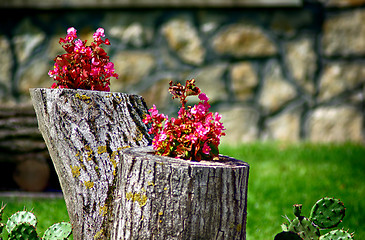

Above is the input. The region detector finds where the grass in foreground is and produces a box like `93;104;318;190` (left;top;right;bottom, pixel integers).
220;142;365;239
0;142;364;239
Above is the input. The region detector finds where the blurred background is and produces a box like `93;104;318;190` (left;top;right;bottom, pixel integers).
0;0;364;192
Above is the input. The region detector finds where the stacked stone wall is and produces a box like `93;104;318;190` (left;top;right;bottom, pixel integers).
0;0;364;145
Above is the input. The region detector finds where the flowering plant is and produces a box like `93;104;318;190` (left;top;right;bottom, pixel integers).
143;79;225;161
48;27;118;91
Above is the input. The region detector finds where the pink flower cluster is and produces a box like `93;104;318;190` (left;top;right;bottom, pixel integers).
48;27;118;91
143;79;225;161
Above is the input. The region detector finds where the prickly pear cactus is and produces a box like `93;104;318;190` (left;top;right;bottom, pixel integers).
287;217;320;240
309;197;345;229
1;208;71;240
319;229;354;240
0;203;5;235
6;211;37;233
42;222;72;240
8;222;39;240
0;203;5;218
276;197;354;240
293;204;303;218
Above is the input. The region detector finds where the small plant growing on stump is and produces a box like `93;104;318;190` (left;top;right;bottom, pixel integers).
0;204;72;240
275;197;355;240
143;79;225;161
48;27;118;91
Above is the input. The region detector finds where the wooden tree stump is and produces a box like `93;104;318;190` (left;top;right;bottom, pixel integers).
30;88;152;240
30;88;249;240
108;146;249;240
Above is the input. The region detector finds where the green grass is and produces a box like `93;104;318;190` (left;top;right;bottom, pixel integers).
0;198;70;239
220;142;365;239
0;142;364;239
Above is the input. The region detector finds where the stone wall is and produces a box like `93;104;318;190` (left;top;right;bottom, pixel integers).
0;0;364;145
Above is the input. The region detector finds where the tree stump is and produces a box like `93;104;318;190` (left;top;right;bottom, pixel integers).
30;88;249;240
108;146;249;240
30;88;152;240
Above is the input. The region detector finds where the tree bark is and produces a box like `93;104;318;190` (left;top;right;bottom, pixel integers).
30;88;152;240
109;146;249;240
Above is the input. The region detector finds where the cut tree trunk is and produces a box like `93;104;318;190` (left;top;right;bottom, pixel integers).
30;88;152;240
30;88;249;240
108;146;249;240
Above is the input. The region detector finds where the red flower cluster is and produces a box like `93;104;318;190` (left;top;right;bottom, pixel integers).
48;27;118;91
143;79;225;161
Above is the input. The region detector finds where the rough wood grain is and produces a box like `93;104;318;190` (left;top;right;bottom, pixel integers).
108;146;249;240
30;88;152;240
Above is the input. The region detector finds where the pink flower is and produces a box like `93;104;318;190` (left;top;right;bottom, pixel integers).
144;80;225;161
85;47;92;57
67;27;77;35
198;93;209;102
93;28;105;42
96;28;105;37
62;65;68;73
65;27;77;42
159;133;167;142
91;57;100;66
90;67;101;76
196;123;209;138
214;112;221;121
202;143;211;155
149;104;159;118
48;70;54;78
104;62;115;73
49;27;118;91
198;103;208;115
185;134;198;144
74;39;86;53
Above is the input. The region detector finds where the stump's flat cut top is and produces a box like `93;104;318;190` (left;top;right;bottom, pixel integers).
123;146;249;168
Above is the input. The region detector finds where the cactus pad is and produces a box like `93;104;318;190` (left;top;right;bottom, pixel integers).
310;197;345;229
6;211;37;233
43;222;72;240
274;231;303;240
288;217;320;240
293;204;303;218
0;222;4;236
0;203;5;218
281;222;289;232
0;204;4;234
8;222;39;240
319;229;354;240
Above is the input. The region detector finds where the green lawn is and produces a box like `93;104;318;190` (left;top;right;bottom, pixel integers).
220;142;365;239
1;142;364;239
